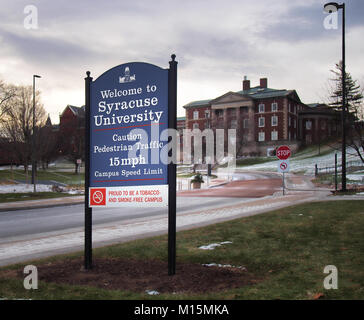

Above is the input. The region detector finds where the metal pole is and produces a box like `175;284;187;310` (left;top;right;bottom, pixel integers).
84;71;93;270
32;76;35;191
341;3;347;192
335;153;338;191
282;172;285;196
168;54;178;276
32;75;41;192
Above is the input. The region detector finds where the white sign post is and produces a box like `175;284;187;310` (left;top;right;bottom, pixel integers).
278;160;290;195
276;145;291;196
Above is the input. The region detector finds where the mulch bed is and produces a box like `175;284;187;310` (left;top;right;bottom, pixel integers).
16;257;261;294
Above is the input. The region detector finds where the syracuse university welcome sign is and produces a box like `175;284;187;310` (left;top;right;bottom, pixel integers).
84;55;177;275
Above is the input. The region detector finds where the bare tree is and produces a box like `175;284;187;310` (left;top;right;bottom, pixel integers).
0;85;47;174
0;80;16;120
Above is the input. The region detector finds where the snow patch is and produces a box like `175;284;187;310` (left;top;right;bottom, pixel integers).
145;290;159;295
198;241;232;250
202;263;247;270
0;184;53;194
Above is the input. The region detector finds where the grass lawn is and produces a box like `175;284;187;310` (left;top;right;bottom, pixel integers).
0;169;84;186
0;200;363;300
235;157;274;167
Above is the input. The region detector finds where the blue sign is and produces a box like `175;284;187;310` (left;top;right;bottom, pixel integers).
89;62;168;188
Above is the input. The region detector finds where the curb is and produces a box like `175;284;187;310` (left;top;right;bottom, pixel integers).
0;197;84;212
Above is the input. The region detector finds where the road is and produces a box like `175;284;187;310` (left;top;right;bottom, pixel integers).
0;196;252;243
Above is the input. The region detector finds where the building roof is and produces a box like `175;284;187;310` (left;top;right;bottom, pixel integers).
183;99;212;108
183;86;301;109
60;105;85;118
237;87;297;100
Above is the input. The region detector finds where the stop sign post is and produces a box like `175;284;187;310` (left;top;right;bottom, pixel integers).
276;146;291;195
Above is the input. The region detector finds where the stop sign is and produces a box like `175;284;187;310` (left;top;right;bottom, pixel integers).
276;145;291;160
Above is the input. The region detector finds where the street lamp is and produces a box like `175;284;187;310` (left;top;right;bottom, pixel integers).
32;74;41;193
324;2;346;192
205;110;212;176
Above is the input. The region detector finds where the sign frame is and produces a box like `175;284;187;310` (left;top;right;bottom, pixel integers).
84;55;178;274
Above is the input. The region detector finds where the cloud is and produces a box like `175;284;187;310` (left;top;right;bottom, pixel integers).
0;0;363;121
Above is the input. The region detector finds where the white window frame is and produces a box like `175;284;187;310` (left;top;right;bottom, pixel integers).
193;111;199;120
271;102;278;112
271;130;278;141
258;104;265;113
243;119;249;129
258;132;265;142
306;120;312;130
271;115;278;127
258;117;265;127
230;119;237;128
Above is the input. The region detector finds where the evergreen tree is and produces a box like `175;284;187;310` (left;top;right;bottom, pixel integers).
329;61;363;118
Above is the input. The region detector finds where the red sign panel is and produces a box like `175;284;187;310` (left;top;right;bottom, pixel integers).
276;145;291;160
90;188;106;206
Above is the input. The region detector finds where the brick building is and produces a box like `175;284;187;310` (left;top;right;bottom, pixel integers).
183;77;340;157
58;105;85;161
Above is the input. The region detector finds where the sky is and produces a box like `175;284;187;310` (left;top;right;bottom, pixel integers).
0;0;363;124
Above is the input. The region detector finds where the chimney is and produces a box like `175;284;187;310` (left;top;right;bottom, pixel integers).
243;76;250;91
260;77;268;88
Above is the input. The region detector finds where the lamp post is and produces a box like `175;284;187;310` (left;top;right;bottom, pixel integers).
205;110;212;176
32;75;41;193
324;2;346;192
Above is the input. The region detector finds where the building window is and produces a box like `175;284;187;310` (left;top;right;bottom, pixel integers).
271;130;278;141
193;111;199;120
243;119;249;129
271;102;278;112
294;119;297;128
193;123;199;129
205;121;210;129
288;116;291;127
271;115;278;126
258;117;265;127
216;109;223;118
230;119;237;128
289;103;291;113
258;132;265;142
258;104;265;113
306;120;312;130
205;110;210;119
